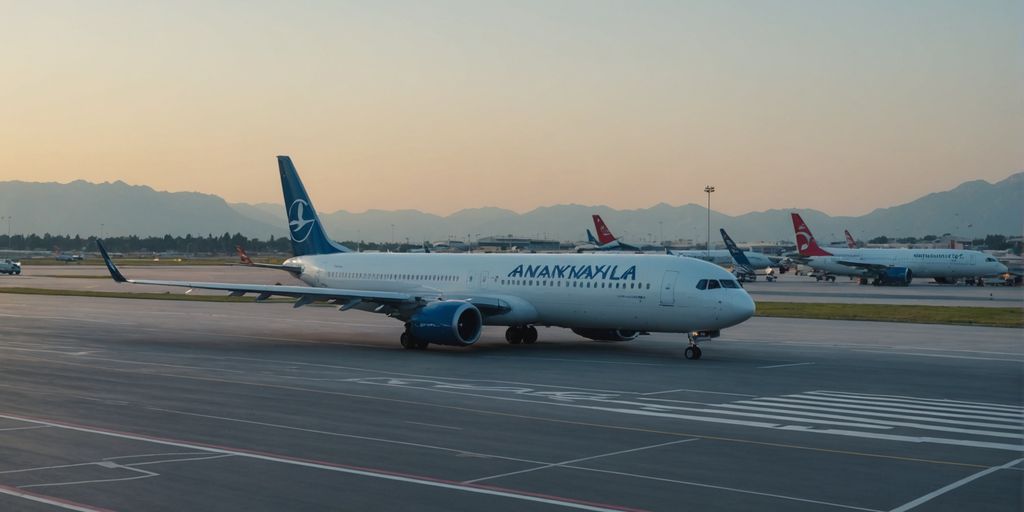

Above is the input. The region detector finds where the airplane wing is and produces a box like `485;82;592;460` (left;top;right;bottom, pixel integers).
98;240;511;315
834;260;890;275
234;245;303;274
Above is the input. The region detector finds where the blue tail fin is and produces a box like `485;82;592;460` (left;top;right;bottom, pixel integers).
278;156;350;256
720;229;754;275
586;229;598;245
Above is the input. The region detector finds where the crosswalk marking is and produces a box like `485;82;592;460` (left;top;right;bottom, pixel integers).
753;396;1023;420
807;390;1024;412
719;402;1022;430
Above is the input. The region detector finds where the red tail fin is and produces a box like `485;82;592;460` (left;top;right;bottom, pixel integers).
591;215;617;245
235;245;254;265
790;213;832;256
844;230;856;249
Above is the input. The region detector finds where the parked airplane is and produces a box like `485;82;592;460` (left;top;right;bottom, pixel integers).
581;215;642;252
790;213;1007;285
720;229;774;282
844;230;857;249
96;156;755;360
54;246;84;262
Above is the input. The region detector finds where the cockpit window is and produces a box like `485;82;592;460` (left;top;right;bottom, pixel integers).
696;279;708;290
706;279;721;289
986;257;997;262
720;279;740;288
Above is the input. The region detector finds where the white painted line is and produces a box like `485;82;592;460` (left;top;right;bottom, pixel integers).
801;428;1023;452
148;407;540;465
0;483;114;512
640;388;757;397
855;350;1024;363
720;403;1023;430
0;425;50;432
404;421;463;431
889;457;1024;512
809;391;1024;412
126;454;235;467
776;397;1022;422
766;396;1023;419
0;413;640;512
561;466;883;512
758;362;815;369
20;466;158;489
464;438;698;484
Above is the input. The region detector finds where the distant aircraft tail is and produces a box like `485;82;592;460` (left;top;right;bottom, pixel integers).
236;245;254;265
591;214;618;245
278;156;350;256
586;229;599;245
790;213;832;257
844;230;856;249
720;229;755;275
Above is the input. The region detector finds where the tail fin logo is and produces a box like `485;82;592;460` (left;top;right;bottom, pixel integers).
795;223;814;252
288;199;316;243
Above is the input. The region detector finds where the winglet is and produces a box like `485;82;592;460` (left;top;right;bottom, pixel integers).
96;240;127;283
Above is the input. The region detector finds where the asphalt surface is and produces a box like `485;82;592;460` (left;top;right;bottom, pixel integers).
0;290;1021;512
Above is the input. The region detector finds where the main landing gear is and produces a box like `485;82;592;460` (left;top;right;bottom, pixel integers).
505;325;538;345
684;334;703;360
400;325;429;350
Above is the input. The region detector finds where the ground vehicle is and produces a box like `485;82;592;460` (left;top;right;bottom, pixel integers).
0;259;22;275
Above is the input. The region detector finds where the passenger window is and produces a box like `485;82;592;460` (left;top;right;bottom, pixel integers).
707;279;721;289
696;279;708;290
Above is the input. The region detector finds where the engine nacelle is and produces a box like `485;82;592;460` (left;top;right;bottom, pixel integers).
409;301;482;346
571;328;640;342
877;267;912;286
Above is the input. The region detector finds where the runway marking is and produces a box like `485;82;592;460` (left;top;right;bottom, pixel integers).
719;403;1022;430
758;362;815;369
18;354;995;468
147;406;544;465
0;483;116;512
856;350;1024;363
809;391;1024;412
888;457;1024;512
562;466;884;512
463;438;699;484
0;425;50;432
640;388;756;397
763;396;1023;419
0;412;645;512
404;421;463;431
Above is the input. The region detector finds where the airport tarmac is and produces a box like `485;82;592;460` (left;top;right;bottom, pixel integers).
2;264;1022;308
0;292;1021;511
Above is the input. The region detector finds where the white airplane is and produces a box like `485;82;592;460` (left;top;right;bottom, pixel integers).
96;156;755;360
790;213;1008;285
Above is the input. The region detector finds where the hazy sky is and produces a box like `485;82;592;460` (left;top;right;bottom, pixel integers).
1;1;1020;216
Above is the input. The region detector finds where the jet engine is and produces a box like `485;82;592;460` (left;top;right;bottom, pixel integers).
409;301;483;346
571;328;640;342
876;268;912;286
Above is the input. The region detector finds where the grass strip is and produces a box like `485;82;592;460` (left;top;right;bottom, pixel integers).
755;302;1022;328
0;287;290;303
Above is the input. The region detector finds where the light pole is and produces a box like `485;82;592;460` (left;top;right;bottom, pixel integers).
100;223;105;239
2;216;11;250
704;185;715;257
658;220;664;246
390;224;395;246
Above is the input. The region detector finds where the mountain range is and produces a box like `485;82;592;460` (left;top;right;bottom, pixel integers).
0;173;1020;244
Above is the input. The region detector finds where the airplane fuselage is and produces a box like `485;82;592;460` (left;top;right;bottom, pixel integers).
670;249;773;270
802;248;1006;278
287;252;755;333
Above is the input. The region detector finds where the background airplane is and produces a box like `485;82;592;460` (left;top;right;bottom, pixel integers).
96;156;755;360
791;213;1007;285
53;245;83;262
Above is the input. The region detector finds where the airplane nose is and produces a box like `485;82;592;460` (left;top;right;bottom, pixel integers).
724;292;756;326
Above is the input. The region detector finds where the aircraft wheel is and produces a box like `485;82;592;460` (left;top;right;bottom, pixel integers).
684;346;699;360
414;339;429;350
400;332;416;349
523;326;538;344
505;327;523;344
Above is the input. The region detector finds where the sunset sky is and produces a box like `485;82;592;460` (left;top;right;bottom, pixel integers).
1;1;1020;216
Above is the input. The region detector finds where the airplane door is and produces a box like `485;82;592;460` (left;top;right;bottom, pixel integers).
660;271;678;306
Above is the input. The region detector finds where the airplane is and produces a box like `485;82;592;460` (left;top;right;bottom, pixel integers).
54;246;84;262
844;230;857;249
95;156;755;360
720;228;774;282
579;215;642;252
790;213;1008;285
